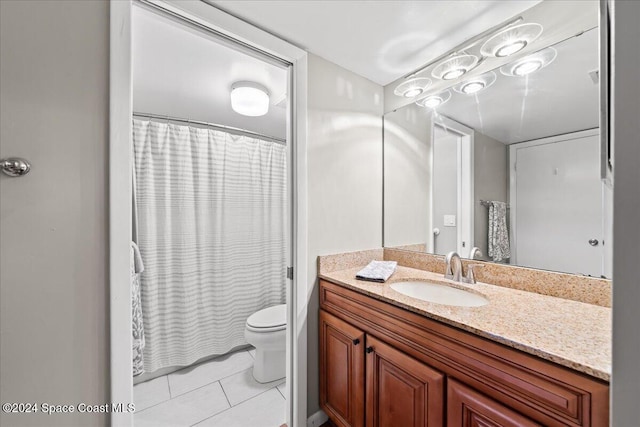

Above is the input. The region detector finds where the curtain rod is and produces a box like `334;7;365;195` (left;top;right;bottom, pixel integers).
133;112;287;145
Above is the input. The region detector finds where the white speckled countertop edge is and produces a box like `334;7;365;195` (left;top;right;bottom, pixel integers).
319;265;611;382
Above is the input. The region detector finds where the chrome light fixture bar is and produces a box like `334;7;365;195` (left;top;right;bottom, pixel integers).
401;16;523;81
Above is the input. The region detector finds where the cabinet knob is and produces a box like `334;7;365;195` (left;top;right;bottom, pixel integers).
366;346;374;354
352;338;360;346
588;239;599;246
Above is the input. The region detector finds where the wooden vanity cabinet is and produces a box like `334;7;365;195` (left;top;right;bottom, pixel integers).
320;310;444;427
319;279;609;427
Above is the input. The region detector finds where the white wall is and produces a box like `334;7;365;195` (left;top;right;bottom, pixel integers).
0;1;110;426
306;54;383;416
383;104;431;248
611;0;640;424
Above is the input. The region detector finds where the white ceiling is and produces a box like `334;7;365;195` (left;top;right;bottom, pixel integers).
132;6;288;139
211;0;541;86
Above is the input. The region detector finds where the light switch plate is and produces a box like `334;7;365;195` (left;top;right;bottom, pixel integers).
444;215;456;227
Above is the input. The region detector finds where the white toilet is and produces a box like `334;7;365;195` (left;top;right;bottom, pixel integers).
244;304;286;383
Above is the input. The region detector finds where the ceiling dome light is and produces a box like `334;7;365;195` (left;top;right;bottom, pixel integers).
393;77;432;98
432;54;479;81
481;23;543;58
500;47;557;77
453;71;497;95
416;90;451;109
230;81;270;116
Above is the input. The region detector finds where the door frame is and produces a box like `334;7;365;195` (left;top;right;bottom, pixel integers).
508;128;600;266
428;115;474;257
109;1;308;426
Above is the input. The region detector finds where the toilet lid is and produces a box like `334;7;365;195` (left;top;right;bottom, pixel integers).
246;304;286;329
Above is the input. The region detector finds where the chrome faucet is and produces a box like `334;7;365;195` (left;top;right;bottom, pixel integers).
445;251;463;282
469;247;483;260
445;251;484;284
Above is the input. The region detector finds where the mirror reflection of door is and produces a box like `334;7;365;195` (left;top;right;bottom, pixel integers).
432;126;459;255
511;131;605;277
430;118;473;257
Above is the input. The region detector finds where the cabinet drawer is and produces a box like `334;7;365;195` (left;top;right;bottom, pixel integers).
448;379;540;427
320;279;608;427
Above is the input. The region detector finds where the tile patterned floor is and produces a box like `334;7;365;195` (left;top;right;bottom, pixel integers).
134;347;286;427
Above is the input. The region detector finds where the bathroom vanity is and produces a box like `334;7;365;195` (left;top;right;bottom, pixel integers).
318;250;610;427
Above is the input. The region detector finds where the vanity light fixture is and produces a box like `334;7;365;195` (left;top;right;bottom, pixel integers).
416;90;451;109
453;71;497;95
230;81;270;116
393;77;432;98
480;23;544;58
500;47;557;77
432;54;479;81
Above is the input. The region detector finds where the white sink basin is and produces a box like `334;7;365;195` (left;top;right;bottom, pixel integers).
390;281;489;307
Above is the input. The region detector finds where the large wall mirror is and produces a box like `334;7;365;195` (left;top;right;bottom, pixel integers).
383;1;612;278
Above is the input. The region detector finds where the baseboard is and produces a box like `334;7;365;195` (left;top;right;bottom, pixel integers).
307;409;329;427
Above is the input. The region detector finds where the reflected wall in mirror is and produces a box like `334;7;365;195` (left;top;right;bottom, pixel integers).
383;2;612;278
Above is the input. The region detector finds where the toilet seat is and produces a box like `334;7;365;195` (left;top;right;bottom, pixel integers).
246;304;286;333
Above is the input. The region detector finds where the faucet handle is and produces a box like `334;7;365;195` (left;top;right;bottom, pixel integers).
463;264;484;284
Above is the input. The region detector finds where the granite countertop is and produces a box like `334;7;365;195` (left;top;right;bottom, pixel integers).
319;265;611;381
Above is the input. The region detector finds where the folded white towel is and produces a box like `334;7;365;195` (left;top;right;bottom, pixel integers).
356;261;398;283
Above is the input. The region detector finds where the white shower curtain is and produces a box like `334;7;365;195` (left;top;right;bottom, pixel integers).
133;119;287;372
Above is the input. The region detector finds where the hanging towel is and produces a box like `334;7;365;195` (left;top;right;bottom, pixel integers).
356;261;398;283
488;201;511;262
131;241;144;274
131;242;145;376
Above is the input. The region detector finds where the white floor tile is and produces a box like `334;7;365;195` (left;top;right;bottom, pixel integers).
194;389;285;427
134;381;229;427
276;382;286;399
168;351;254;397
219;368;283;406
134;375;171;411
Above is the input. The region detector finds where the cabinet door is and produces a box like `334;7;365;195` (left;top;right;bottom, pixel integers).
320;310;365;427
447;379;540;427
365;335;444;427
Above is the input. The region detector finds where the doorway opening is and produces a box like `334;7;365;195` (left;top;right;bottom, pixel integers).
110;2;308;426
429;116;474;257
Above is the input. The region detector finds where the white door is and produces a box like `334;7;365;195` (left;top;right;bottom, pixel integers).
512;133;603;276
432;126;459;255
430;117;473;257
